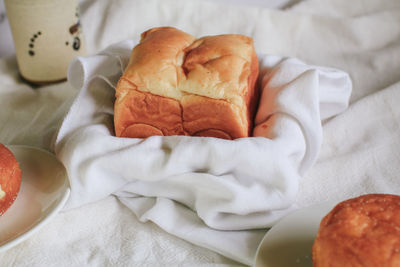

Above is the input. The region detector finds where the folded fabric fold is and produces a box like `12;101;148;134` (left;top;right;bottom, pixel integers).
55;40;351;265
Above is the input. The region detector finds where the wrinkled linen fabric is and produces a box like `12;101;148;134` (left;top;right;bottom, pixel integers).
54;40;351;264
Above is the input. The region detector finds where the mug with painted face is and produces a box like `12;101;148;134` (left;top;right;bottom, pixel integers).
4;0;86;84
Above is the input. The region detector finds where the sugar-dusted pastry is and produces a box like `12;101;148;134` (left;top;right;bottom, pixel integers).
313;194;400;267
0;144;22;215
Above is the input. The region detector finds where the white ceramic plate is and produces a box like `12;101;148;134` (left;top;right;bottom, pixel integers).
0;145;70;252
254;201;337;267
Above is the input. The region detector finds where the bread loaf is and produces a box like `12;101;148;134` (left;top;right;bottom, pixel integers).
114;27;259;140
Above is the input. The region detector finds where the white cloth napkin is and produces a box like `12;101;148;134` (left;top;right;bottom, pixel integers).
55;40;351;264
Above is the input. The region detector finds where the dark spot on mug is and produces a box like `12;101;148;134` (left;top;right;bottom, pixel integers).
67;20;82;51
69;24;79;34
28;31;41;56
72;37;80;50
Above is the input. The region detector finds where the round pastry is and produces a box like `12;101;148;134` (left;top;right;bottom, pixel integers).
0;144;22;215
313;194;400;267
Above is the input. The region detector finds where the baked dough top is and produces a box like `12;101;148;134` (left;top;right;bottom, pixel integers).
117;27;255;108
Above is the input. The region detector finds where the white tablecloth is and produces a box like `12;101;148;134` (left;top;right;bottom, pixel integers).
1;0;400;266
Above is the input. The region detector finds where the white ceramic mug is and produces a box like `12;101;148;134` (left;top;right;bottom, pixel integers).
4;0;86;84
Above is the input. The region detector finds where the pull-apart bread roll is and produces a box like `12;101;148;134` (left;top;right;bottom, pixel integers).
0;144;22;215
114;27;259;139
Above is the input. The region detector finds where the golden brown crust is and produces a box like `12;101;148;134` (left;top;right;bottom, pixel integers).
246;50;260;136
313;194;400;267
114;27;259;139
0;144;22;215
115;78;186;137
181;95;244;139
